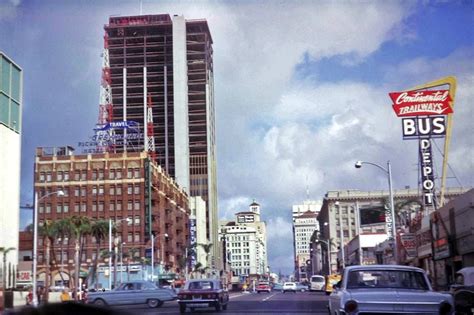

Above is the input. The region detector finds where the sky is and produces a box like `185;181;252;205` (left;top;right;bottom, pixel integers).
1;0;473;275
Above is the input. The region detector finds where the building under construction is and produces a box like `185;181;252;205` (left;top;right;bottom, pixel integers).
101;14;219;263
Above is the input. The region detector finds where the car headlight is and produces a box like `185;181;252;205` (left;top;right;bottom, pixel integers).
439;301;452;315
344;300;358;314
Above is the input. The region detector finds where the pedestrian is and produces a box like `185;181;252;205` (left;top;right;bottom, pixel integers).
25;288;33;305
60;288;71;302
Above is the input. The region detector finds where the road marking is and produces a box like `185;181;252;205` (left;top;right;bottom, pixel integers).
261;292;278;302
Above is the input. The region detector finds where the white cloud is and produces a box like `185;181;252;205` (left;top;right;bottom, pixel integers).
0;0;21;20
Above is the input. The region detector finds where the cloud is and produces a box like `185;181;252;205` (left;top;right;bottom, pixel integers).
0;0;21;20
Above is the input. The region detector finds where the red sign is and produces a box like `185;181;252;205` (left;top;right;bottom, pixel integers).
16;271;32;282
389;90;453;117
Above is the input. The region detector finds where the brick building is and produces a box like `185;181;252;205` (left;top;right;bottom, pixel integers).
34;146;189;288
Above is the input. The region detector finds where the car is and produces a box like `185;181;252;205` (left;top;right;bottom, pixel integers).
310;275;326;291
257;282;271;293
328;265;454;315
295;282;309;292
177;279;229;313
272;283;283;291
450;267;474;315
86;280;176;308
282;282;297;293
325;274;341;295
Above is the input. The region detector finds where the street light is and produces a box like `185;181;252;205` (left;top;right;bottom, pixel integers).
109;218;131;290
33;189;64;306
355;160;398;263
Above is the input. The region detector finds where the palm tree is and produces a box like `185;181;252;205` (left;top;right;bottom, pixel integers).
0;247;15;289
68;216;91;300
38;220;57;302
52;218;72;286
89;220;109;289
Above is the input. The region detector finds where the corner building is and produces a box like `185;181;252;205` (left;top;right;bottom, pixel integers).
0;52;22;289
104;14;218;261
34;147;189;287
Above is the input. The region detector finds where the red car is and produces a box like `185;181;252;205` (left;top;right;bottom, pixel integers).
178;279;229;313
257;282;271;293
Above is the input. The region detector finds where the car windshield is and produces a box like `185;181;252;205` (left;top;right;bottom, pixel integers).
188;281;214;290
311;277;324;283
347;270;429;290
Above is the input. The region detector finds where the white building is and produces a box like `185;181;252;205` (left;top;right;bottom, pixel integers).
0;52;22;289
219;201;268;277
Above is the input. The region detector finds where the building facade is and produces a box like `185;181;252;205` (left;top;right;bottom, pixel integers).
33;147;189;288
219;202;268;279
0;52;22;289
292;200;321;281
317;187;469;275
103;14;218;262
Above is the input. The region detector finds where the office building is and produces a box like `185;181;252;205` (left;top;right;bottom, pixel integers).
0;52;22;289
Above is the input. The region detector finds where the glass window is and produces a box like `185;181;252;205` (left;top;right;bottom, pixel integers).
110;202;115;211
109;169;115;179
134;201;140;210
117;185;122;195
74;187;80;197
117;169;122;179
92;202;97;212
127;233;133;242
74;203;80;212
134;185;140;194
57;171;63;181
92;186;97;195
127;201;133;211
81;171;86;181
81;187;86;196
1;58;10;93
39;172;45;182
92;170;97;180
46;172;52;182
56;205;62;213
46;204;51;213
117;202;122;211
64;171;69;181
134;233;140;242
99;185;104;195
63;204;69;213
134;168;140;178
134;216;140;225
98;169;104;180
127;185;132;194
81;204;86;212
39;205;44;213
0;94;8;126
99;202;104;212
10;101;20;132
74;171;80;181
110;186;115;195
127;168;132;179
11;66;21;101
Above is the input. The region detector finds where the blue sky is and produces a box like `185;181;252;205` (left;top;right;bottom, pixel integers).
1;0;473;275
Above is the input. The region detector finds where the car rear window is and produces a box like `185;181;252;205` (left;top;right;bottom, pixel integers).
347;270;429;290
188;281;214;290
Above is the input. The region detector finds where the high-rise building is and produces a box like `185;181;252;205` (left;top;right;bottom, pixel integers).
103;14;218;260
292;200;321;281
219;201;268;278
0;52;22;289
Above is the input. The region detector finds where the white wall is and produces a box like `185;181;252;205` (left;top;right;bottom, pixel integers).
0;126;21;286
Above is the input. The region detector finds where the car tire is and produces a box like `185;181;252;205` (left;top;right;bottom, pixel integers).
147;299;162;308
215;302;222;311
223;304;228;310
93;298;107;306
179;304;186;314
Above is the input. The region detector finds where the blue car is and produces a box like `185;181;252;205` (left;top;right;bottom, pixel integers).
86;280;176;308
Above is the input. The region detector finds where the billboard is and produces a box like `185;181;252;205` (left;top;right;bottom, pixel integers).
359;206;386;226
389;90;453;117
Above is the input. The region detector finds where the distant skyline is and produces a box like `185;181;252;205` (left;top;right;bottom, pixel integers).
1;0;473;274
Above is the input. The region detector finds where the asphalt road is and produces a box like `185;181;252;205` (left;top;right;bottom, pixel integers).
112;291;330;315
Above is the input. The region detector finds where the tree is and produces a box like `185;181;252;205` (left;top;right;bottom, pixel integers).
51;218;72;286
89;220;109;289
68;216;91;300
0;247;15;289
38;220;57;302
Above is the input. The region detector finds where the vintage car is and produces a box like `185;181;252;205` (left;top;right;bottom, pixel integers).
177;279;229;313
310;275;326;291
450;267;474;315
86;280;176;308
328;265;454;315
257;281;272;293
282;282;297;293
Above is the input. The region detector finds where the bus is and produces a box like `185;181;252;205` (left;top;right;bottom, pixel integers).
325;274;341;295
309;275;325;291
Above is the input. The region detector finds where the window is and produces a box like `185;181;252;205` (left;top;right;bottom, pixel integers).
127;184;133;194
117;202;122;211
98;202;104;212
57;171;63;181
61;187;69;197
92;186;97;195
127;168;133;179
92;202;97;212
81;187;86;197
64;171;69;181
81;204;86;212
46;204;51;213
74;187;80;197
46;172;52;182
127;201;133;211
39;205;44;213
74;171;80;181
80;171;86;181
110;186;115;195
99;185;104;195
56;205;62;213
92;170;97;180
63;204;69;213
134;233;140;242
109;169;115;179
110;202;115;211
74;203;80;212
116;169;122;179
343;230;349;237
134;216;140;225
134;201;140;211
39;172;45;182
134;185;140;194
134;168;140;178
117;185;122;195
98;170;104;180
127;233;133;242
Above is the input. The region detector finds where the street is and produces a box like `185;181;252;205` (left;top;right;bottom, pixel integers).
113;291;329;315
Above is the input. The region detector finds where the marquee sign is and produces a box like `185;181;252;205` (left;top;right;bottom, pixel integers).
389;90;453;117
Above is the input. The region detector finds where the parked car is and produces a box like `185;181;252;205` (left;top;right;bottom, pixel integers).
282;282;297;293
310;275;326;291
296;282;309;292
328;265;454;315
86;280;176;308
450;267;474;315
257;282;271;293
177;279;229;313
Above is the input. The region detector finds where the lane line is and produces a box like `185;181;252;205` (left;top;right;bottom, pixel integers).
261;292;278;302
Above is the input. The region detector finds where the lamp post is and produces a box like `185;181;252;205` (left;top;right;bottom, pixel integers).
108;218;131;290
355;160;398;263
33;189;64;306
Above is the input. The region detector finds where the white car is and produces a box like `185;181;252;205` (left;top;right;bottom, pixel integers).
328;265;454;315
310;275;326;291
282;282;297;293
